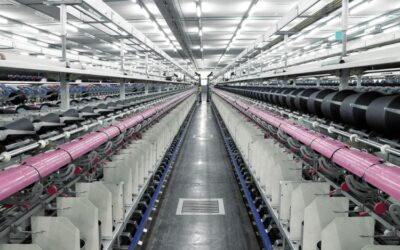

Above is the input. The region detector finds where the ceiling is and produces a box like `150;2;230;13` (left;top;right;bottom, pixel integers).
107;0;298;70
0;0;398;77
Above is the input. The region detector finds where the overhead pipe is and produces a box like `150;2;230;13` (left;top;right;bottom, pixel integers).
213;89;400;201
0;90;195;202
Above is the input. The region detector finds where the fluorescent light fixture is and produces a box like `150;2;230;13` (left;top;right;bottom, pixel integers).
0;17;8;24
327;17;339;26
23;25;39;33
383;26;400;34
348;26;362;35
67;24;78;32
199;29;203;37
36;41;49;47
361;34;373;41
369;16;387;26
70;50;79;55
350;0;371;15
12;35;27;42
20;52;29;56
196;3;201;18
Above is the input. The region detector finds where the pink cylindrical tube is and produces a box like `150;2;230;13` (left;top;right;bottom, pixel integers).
0;165;40;201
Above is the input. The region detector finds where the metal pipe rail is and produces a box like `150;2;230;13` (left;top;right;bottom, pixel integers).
0;89;196;202
213;89;400;203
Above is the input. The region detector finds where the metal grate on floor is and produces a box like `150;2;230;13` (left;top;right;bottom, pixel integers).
176;198;225;215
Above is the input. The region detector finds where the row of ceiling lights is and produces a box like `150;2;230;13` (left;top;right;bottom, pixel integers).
225;0;400;79
0;6;189;78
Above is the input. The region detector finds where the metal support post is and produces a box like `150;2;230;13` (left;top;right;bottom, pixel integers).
284;34;289;68
60;77;70;110
341;0;349;58
356;74;362;88
316;77;321;87
60;4;69;110
145;53;149;78
340;69;350;90
120;41;125;74
120;82;126;100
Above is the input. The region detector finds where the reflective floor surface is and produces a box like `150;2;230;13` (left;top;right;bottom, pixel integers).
143;96;259;250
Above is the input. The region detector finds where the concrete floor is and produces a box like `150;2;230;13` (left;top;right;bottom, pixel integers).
143;96;260;250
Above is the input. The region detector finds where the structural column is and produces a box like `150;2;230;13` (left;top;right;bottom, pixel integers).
341;0;349;58
356;74;362;88
60;3;69;110
339;69;350;90
284;34;289;68
316;77;321;87
120;82;126;100
120;41;125;73
145;53;149;78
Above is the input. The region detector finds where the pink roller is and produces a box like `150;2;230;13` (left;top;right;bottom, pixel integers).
0;89;195;202
99;126;121;139
364;164;400;201
214;89;400;201
332;150;382;177
22;150;72;177
0;165;39;202
58;139;89;160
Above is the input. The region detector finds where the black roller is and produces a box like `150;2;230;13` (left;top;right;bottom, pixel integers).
321;90;356;122
272;88;287;105
366;95;400;137
267;88;279;104
278;88;292;107
286;88;303;110
294;88;319;113
340;91;382;128
307;89;336;117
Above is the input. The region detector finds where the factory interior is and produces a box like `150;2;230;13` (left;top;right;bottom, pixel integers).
0;0;400;249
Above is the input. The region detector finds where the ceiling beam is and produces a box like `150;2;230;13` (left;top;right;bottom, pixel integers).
153;0;198;69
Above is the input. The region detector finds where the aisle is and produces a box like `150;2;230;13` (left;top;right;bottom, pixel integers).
143;98;259;250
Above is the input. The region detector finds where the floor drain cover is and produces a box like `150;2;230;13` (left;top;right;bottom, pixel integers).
176;198;225;215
